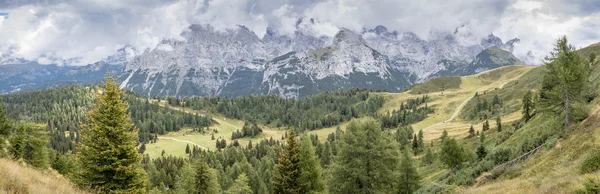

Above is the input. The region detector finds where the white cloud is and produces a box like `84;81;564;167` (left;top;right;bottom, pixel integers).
0;0;598;66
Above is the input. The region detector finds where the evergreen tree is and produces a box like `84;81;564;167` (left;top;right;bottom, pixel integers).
273;130;301;194
225;173;253;194
492;95;501;105
539;36;589;128
185;144;191;154
496;116;502;132
440;138;468;169
440;130;448;143
483;120;490;131
21;123;49;169
412;134;419;155
174;161;196;194
329;119;399;194
298;135;325;194
522;90;535;122
468;125;475;137
192;157;220;194
417;129;424;152
76;75;147;193
423;148;434;165
9;123;26;160
397;149;420;194
476;144;487;160
480;130;486;144
0;97;11;158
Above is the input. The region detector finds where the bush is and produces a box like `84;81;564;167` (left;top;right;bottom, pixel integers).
575;177;600;194
491;148;512;165
580;148;600;174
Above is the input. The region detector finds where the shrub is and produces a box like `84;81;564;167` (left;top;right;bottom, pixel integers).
575;177;600;194
580;148;600;174
491;148;512;165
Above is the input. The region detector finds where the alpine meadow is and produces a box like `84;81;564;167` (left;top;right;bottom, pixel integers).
1;1;600;194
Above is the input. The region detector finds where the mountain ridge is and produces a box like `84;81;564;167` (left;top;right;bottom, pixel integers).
0;24;523;98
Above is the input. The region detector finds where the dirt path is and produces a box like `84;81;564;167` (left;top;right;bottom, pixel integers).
158;137;208;150
422;95;473;131
422;81;508;132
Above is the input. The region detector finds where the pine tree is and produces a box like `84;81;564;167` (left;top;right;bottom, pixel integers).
185;144;191;154
174;161;196;194
329;119;399;194
76;75;146;193
412;134;419;155
476;131;487;160
397;149;420;194
440;130;448;142
496;116;502;132
417;129;424;152
9;124;26;160
273;130;301;194
0;97;11;158
483;120;490;131
480;130;486;144
522;90;534;122
225;173;253;194
423;148;434;165
476;144;487;160
192;157;220;194
540;36;589;128
440;138;468;169
298;135;325;194
20;123;50;168
469;125;475;137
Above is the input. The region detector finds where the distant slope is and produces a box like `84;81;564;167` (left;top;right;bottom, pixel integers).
579;42;600;59
430;47;522;78
0;159;85;194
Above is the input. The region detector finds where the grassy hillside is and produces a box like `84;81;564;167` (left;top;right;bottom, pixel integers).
0;159;85;194
408;76;462;94
579;42;600;59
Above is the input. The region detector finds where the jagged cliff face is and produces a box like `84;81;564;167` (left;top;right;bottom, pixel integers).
119;24;519;98
0;24;521;98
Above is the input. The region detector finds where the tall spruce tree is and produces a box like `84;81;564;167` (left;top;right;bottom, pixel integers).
483;120;490;131
273;130;301;194
412;134;419;155
0;97;11;158
540;36;589;128
522;90;535;122
298;135;325;194
329;119;399;194
397;149;420;194
192;157;220;194
417;129;424;152
76;75;146;193
225;173;253;194
496;116;502;132
469;125;475;137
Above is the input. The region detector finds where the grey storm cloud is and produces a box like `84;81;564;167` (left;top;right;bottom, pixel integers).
0;0;598;65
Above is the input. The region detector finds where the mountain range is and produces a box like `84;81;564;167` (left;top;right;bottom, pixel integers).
0;24;522;98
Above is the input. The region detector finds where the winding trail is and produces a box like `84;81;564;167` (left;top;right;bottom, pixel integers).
158;137;208;150
422;95;473;131
422;82;507;131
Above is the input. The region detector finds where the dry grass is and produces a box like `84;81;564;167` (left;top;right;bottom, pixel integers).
462;103;600;193
0;159;86;194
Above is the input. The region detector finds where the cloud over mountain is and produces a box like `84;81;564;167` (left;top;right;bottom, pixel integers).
0;0;598;65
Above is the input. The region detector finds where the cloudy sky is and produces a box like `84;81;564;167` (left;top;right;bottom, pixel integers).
0;0;599;65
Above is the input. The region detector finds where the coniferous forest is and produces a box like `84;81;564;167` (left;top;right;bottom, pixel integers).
0;36;600;193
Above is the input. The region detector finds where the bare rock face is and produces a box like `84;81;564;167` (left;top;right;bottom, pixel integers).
1;24;521;98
